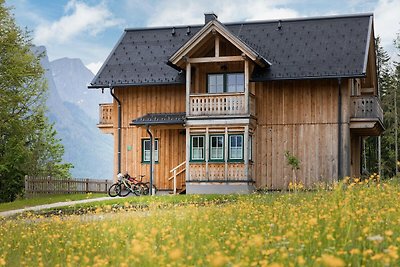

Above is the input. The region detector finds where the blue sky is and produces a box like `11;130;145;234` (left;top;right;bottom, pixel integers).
6;0;400;74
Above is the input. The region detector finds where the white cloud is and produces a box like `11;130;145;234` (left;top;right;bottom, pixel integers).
86;61;103;75
373;0;400;59
146;0;299;27
34;0;122;45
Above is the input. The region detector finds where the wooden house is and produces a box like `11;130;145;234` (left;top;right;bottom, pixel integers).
89;13;383;194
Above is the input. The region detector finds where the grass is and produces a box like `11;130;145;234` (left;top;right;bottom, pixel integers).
1;179;400;266
0;193;106;212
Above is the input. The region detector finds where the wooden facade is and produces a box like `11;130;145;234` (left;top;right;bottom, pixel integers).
106;85;187;190
94;14;383;193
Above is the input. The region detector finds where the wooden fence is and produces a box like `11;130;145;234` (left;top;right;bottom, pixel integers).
25;176;114;196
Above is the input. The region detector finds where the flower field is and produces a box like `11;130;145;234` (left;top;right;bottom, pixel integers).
1;180;400;266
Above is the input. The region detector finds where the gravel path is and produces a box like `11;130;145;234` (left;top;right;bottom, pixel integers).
0;196;116;218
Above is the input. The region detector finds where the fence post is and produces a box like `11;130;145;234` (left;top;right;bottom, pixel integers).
85;179;89;193
25;175;29;196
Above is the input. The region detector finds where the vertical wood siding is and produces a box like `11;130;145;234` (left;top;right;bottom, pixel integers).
111;85;186;190
254;79;350;189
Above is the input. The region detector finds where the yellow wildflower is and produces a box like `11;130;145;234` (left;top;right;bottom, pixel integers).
321;254;345;267
169;248;183;261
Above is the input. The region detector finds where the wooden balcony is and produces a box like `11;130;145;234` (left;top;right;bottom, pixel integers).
188;163;254;182
98;103;113;134
188;93;255;117
350;96;384;136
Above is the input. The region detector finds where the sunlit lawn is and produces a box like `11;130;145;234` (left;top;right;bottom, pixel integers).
1;180;399;266
0;193;106;212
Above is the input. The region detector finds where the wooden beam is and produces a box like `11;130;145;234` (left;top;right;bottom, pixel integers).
186;127;190;182
244;125;249;180
186;63;191;115
244;59;249;114
224;127;228;181
187;56;244;64
205;127;209;181
215;35;220;57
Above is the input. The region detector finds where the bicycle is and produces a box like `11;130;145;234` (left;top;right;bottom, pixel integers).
134;175;158;195
108;173;140;197
108;173;158;197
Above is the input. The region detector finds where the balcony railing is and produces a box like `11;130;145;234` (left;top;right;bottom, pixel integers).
189;93;255;117
350;96;383;122
99;103;113;125
189;163;253;182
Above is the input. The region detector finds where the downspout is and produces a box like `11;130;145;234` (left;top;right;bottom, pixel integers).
146;125;154;196
337;78;342;179
110;86;122;174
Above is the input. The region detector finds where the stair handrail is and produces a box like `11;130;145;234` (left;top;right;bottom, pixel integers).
169;161;186;195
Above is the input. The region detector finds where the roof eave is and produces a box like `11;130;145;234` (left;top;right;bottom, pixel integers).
362;15;374;74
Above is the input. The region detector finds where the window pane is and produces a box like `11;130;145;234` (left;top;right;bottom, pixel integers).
144;140;150;150
229;135;243;160
144;151;150;162
193;137;198;147
192;136;204;160
236;74;244;87
227;74;237;92
227;73;244;93
208;75;216;93
143;139;158;162
208;74;224;93
210;136;224;160
199;137;203;147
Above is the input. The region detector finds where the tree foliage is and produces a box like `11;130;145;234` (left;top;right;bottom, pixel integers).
366;34;400;178
0;1;72;202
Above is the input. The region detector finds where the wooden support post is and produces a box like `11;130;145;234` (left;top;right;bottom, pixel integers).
186;127;190;182
244;126;249;180
186;62;191;115
173;169;177;195
244;59;249;114
224;127;228;180
205;127;209;181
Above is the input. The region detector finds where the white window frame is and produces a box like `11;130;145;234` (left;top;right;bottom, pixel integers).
142;139;159;163
191;135;205;161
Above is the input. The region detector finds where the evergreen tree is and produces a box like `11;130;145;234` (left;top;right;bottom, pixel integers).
0;1;71;202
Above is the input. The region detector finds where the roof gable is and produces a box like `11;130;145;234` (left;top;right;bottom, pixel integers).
168;19;270;68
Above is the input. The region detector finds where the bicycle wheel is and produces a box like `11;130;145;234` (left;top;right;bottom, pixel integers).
141;183;149;195
143;183;157;195
132;184;141;196
108;183;121;197
119;183;131;197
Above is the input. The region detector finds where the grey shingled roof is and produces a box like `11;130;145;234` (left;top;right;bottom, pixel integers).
131;113;186;126
90;13;373;88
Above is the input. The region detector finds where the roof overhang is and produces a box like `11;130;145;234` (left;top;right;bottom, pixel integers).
131;112;186;128
168;20;271;69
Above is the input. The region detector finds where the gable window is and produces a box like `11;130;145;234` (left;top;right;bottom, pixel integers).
191;135;205;161
229;134;243;161
210;135;224;161
142;139;159;163
207;73;244;93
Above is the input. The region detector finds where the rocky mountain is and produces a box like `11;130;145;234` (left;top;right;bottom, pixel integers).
50;58;110;120
35;46;113;179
